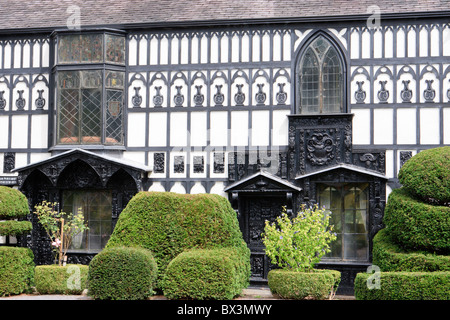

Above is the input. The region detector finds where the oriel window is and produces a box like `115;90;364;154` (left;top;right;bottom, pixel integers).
54;31;126;146
298;35;344;114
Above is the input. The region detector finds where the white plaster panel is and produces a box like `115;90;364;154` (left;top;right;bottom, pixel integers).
30;152;51;164
127;113;146;147
22;43;30;68
190;182;206;194
148;112;167;146
352;109;371;145
385;150;394;179
148;181;165;192
160;37;169;65
15;153;28;168
444;108;450;144
0;116;8;148
32;42;40;68
190;112;207;147
374;109;393;145
128;37;137;66
384;29;394;58
41;42;49;67
3;43;11;69
444;27;450;56
283;32;291;61
407;28;416;57
420;108;440;144
170;181;186;194
210;111;228;146
139;37;148;65
251;110;269;146
123;151;146;165
11;115;28;148
210;182;227;197
30;114;48;148
350;29;360;59
272;109;289;146
231;111;248;146
396;108;417;145
396;28;406;58
430;27;440;57
170;112;187;146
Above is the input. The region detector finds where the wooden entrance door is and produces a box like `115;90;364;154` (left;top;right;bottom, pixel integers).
240;195;285;282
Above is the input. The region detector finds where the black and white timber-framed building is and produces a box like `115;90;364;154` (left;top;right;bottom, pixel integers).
1;0;449;293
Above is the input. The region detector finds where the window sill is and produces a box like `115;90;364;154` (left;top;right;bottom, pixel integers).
50;144;126;152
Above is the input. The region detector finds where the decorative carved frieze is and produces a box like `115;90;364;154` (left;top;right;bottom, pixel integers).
153;152;165;173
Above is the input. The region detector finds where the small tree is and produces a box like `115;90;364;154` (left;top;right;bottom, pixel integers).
34;201;89;266
262;204;337;272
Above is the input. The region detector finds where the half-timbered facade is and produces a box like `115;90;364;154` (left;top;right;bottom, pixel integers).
1;0;449;293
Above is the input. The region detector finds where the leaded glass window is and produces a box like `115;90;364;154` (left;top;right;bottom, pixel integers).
63;190;112;252
55;31;126;146
318;183;369;262
298;36;344;114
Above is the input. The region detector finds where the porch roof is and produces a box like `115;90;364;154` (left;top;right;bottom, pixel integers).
294;163;388;180
224;170;302;192
11;148;152;174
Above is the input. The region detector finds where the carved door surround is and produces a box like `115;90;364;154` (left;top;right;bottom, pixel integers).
13;148;152;265
225;170;301;282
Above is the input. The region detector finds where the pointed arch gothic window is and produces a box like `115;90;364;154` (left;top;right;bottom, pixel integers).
297;35;344;114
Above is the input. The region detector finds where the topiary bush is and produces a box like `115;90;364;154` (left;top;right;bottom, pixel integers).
35;264;89;295
267;269;341;300
0;247;35;296
372;229;450;272
106;192;249;288
0;186;30;219
87;246;157;300
354;271;450;300
383;188;450;254
0;186;32;239
162;246;250;300
398;146;450;206
0;186;34;297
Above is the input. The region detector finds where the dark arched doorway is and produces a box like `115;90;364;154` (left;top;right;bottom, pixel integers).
14;149;150;265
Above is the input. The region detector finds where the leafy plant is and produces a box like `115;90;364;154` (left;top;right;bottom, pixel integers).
262;204;337;272
33;201;89;266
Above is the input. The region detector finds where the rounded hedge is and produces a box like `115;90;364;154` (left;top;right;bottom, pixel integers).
383;188;450;254
398;146;450;205
35;264;89;295
354;271;450;300
267;269;341;300
88;246;158;300
0;186;29;219
0;220;32;236
106;192;247;282
0;247;35;297
372;229;450;272
162;246;250;300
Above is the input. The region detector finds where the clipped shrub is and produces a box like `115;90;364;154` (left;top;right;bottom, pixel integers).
0;247;35;296
383;188;450;254
354;271;450;300
162;246;250;300
88;246;157;300
35;264;88;295
268;269;340;300
0;220;32;236
106;192;248;284
372;229;450;272
398;146;450;205
0;186;29;219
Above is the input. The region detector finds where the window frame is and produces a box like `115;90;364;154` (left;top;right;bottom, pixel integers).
317;182;370;263
295;33;347;115
51;29;127;150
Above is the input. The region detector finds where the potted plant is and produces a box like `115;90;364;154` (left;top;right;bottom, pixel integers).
33;201;89;294
262;204;340;300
